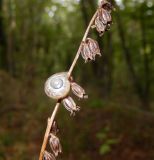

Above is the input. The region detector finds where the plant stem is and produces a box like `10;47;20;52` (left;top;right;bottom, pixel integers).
39;10;98;160
67;10;98;77
39;102;60;160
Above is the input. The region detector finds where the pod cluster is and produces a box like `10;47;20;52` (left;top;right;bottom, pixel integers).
62;77;88;116
43;121;62;160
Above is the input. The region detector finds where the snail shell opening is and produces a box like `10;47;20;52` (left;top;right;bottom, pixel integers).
44;72;70;100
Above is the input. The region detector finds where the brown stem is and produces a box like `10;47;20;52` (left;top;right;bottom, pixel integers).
39;9;98;160
67;10;98;77
39;102;60;160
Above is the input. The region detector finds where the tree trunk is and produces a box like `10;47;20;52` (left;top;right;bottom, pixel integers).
0;0;8;70
139;6;151;108
115;10;150;110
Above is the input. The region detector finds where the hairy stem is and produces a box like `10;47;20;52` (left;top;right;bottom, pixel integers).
39;102;60;160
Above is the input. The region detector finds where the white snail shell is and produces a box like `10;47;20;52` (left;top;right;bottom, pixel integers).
44;72;70;100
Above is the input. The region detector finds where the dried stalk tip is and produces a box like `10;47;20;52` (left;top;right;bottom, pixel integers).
81;38;101;62
49;133;62;157
93;0;113;36
43;151;56;160
100;0;113;11
51;121;59;135
62;96;80;116
71;82;88;99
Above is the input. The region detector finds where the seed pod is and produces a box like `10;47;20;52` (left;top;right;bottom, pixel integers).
98;8;112;25
94;16;106;36
87;38;101;58
100;0;113;12
62;96;80;116
51;121;59;135
81;42;94;62
49;133;62;157
71;82;88;99
43;151;56;160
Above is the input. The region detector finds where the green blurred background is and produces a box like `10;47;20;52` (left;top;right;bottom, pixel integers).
0;0;154;159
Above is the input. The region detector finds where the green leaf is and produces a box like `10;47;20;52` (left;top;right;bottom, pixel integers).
99;144;111;155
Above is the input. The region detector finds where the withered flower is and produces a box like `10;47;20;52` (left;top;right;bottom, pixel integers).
81;38;101;62
94;16;106;36
81;41;94;62
49;133;62;157
62;96;80;116
87;38;101;58
43;151;56;160
71;82;88;99
100;0;113;11
51;121;59;135
98;8;112;25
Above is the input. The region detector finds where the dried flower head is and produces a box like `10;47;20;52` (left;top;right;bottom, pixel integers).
98;8;112;25
49;133;62;157
87;38;101;58
51;121;59;135
81;38;101;62
43;151;56;160
71;82;88;99
100;0;113;11
81;41;94;62
62;96;80;116
94;16;106;36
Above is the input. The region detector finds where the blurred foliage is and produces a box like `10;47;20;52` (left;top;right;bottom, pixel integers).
0;0;154;159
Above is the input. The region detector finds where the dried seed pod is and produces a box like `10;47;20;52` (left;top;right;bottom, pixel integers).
94;16;106;36
62;96;80;116
81;42;94;62
49;133;62;157
100;0;113;12
51;121;59;135
98;8;112;25
43;151;56;160
87;38;101;58
71;82;88;99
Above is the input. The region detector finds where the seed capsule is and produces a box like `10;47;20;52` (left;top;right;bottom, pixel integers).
71;82;88;99
62;96;80;116
81;42;94;62
98;8;112;25
94;16;106;36
87;38;101;58
49;133;62;157
81;38;101;62
43;151;56;160
100;0;113;12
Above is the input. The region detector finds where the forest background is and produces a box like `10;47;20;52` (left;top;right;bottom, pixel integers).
0;0;154;159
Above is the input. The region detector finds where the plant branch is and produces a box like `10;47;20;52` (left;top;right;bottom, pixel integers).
67;10;98;77
39;102;60;160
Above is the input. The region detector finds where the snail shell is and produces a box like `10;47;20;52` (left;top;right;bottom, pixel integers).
44;72;70;100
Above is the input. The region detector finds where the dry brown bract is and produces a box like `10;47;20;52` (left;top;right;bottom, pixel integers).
62;96;80;116
43;151;56;160
49;133;62;157
51;121;59;135
81;38;101;62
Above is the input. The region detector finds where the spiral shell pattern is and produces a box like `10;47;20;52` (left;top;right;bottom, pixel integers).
44;72;70;100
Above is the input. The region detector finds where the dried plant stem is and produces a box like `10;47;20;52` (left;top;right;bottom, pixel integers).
67;10;98;77
39;10;98;160
39;102;60;160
